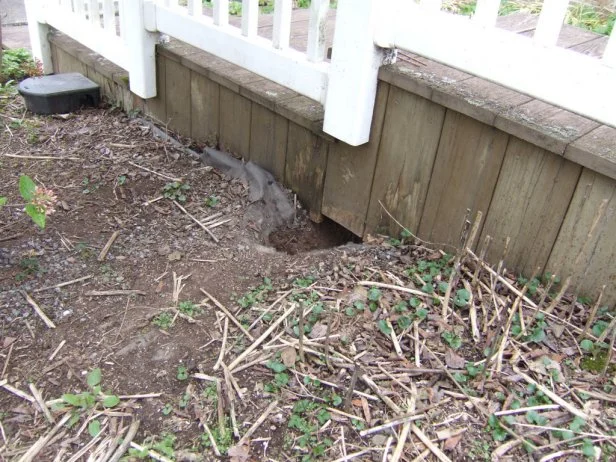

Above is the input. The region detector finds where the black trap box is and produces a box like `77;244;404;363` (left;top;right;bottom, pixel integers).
18;73;100;115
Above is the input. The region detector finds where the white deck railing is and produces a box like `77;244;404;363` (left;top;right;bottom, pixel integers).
24;0;616;146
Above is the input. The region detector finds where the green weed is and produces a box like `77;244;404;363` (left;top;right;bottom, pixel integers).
152;312;174;330
162;181;190;203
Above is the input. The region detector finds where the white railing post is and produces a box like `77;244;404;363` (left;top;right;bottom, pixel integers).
187;0;200;16
122;0;158;98
75;0;84;17
272;0;292;49
242;0;259;37
88;0;99;25
473;0;500;26
214;0;229;26
24;0;53;74
323;0;383;145
602;29;616;67
102;0;115;32
306;0;329;62
534;0;570;47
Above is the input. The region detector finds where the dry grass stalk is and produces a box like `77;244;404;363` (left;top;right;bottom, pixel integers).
17;413;71;462
359;413;425;437
28;383;54;423
411;424;452;462
512;366;587;419
228;303;297;371
216;380;225;434
85;290;145;297
173;200;219;242
20;291;56;328
128;442;173;462
390;422;412;462
1;380;35;403
200;288;255;341
33;275;93;293
48;340;66;361
238;399;279;445
201;422;221;456
97;231;120;261
213;317;229;371
127;160;182;182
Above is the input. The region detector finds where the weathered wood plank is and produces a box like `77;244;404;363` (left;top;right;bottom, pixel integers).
321;82;390;236
495;99;600;155
569;36;608;58
165;58;192;137
144;52;167;124
54;47;88;75
219;86;251;158
249;104;288;181
480;138;581;276
496;12;538;33
285;122;329;221
564;125;616;181
191;71;220;145
546;169;616;301
364;86;445;238
419;111;509;247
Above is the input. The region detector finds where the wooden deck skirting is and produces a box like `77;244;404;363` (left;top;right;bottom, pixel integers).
47;27;616;303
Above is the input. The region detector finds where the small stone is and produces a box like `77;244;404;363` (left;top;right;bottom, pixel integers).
168;251;182;261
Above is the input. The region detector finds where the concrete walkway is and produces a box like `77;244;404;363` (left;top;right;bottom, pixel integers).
1;0;30;50
1;0;27;25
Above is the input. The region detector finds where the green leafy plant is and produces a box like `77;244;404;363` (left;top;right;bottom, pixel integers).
264;360;290;393
238;277;273;308
162;181;190;203
59;368;120;428
441;330;463;350
1;175;58;229
178;300;202;317
152;312;174;330
287;399;333;460
204;195;220;207
176;364;189;381
1;48;42;82
15;256;43;281
201;418;233;454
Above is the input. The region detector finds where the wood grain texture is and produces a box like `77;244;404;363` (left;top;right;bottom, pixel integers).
285;122;329;220
546;169;616;301
419;111;509;247
191;71;220;144
144;53;167;124
365;87;446;237
480;138;581;276
249;104;288;181
565;125;616;182
219;86;251;159
321;82;390;236
165;58;192;137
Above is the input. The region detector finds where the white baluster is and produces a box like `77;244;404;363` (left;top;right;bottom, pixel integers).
88;0;98;24
242;0;259;37
187;0;201;16
273;0;292;49
604;29;616;68
307;0;329;62
534;0;569;47
214;0;230;26
75;0;84;17
102;0;115;32
473;0;500;26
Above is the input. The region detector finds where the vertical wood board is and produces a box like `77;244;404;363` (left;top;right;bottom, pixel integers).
249;104;289;182
547;169;616;302
165;58;192;137
219;86;252;159
285;122;329;220
365;86;446;237
419;111;509;247
480;138;581;276
321;82;390;236
190;71;220;144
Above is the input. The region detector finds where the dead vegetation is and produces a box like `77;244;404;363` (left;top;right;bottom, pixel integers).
0;85;615;462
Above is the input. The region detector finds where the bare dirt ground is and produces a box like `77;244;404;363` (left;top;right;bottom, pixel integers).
1;87;615;462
